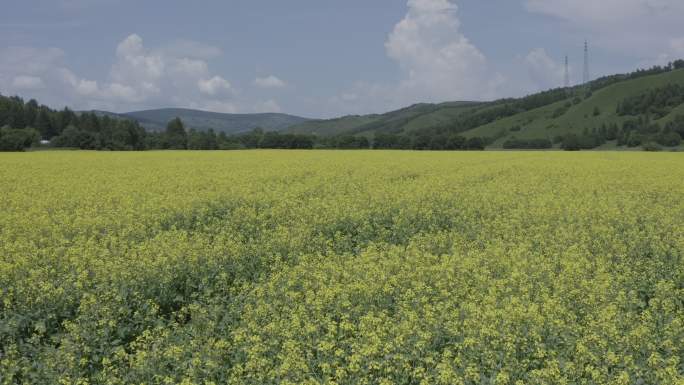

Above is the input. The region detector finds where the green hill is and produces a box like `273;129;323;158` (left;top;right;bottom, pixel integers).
465;68;684;147
288;65;684;150
93;108;311;134
289;101;482;137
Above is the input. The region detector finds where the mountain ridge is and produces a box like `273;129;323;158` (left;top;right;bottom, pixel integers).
88;108;311;134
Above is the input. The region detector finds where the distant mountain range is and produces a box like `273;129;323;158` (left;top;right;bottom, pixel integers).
90;108;311;134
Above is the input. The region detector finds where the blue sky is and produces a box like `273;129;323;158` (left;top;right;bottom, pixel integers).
2;0;684;118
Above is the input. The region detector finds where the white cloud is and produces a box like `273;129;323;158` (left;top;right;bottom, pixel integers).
75;79;99;95
0;34;249;113
198;76;232;95
386;0;498;102
103;83;141;101
111;34;165;87
254;75;287;88
327;0;504;115
59;69;99;96
525;48;566;90
12;75;45;90
172;58;209;79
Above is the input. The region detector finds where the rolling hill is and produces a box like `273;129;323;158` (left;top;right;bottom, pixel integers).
91;108;311;134
463;68;684;146
287;65;684;149
288;101;482;137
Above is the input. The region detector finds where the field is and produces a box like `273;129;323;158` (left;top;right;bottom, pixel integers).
1;151;683;384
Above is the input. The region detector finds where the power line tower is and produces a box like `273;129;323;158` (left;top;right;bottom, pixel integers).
564;55;570;88
583;40;590;84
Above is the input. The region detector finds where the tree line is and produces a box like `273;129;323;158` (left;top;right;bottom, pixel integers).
0;93;492;152
616;83;684;119
0;95;146;151
590;59;684;92
555;117;683;151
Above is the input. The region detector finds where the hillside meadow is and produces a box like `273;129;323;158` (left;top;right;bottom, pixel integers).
1;151;683;384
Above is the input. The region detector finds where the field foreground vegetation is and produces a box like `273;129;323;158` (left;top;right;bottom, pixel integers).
1;151;683;384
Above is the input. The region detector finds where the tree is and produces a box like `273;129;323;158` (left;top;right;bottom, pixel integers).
657;131;682;147
241;128;264;148
561;134;581;151
24;99;39;127
464;137;485;150
626;130;642;147
34;109;54;139
445;135;465;150
666;115;684;138
503;138;552;149
412;135;431;150
52;126;97;149
165;118;187;149
205;129;219;150
0;126;38;151
429;135;447;150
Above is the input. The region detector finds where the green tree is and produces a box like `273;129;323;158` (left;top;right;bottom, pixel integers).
445;135;466;150
465;137;485;150
561;134;581;151
165;118;187;149
34;109;54;139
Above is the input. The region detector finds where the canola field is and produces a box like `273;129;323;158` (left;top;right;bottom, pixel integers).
1;150;683;385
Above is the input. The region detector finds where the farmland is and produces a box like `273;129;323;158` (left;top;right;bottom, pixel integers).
1;151;683;384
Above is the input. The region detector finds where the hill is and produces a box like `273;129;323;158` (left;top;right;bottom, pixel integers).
93;108;311;134
288;63;684;150
464;67;684;147
289;101;482;137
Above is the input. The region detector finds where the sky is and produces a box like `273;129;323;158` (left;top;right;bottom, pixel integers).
2;0;684;118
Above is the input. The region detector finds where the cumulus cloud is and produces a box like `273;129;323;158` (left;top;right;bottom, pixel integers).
198;76;232;95
0;47;88;106
254;75;287;88
59;69;99;96
109;34;165;95
328;0;504;115
386;0;499;102
0;34;247;113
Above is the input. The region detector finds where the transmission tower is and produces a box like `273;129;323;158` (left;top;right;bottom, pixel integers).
583;40;590;84
564;55;570;88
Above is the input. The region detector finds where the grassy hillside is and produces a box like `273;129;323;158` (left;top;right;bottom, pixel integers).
93;108;311;134
465;68;684;146
288;101;482;136
288;114;381;136
288;67;684;150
